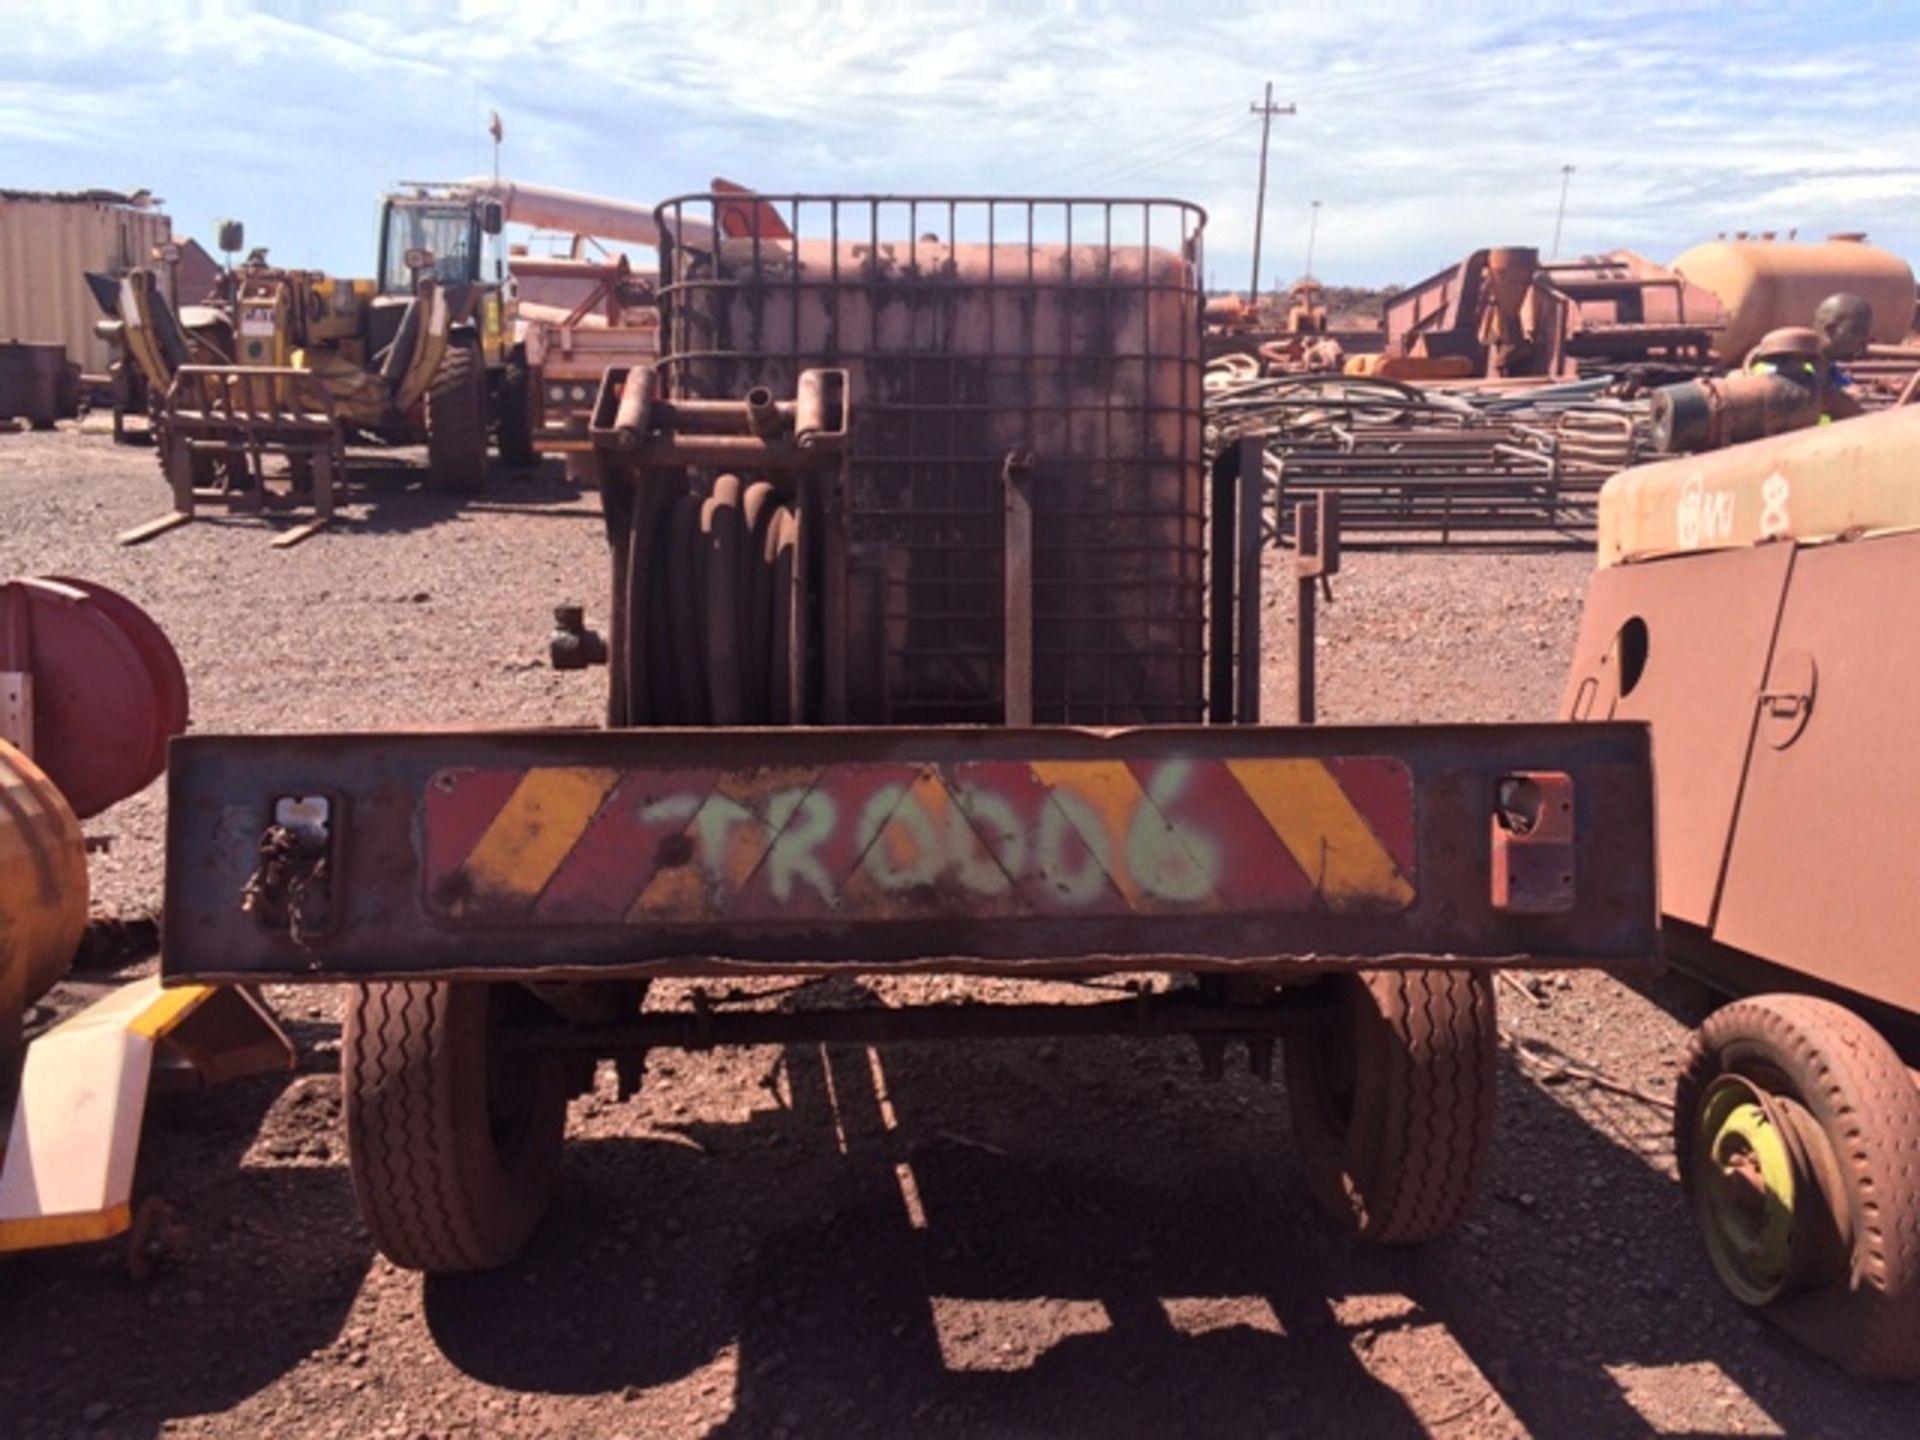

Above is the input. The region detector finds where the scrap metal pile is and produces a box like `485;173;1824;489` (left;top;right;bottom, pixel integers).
1206;370;1648;548
1207;235;1919;549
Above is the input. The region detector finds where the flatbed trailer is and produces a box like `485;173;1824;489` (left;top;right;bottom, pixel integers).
163;193;1657;1278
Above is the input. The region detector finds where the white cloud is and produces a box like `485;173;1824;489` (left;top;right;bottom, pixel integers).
2;0;1917;282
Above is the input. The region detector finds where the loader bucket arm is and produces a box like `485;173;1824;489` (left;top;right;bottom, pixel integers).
381;279;452;415
84;271;122;318
116;271;188;395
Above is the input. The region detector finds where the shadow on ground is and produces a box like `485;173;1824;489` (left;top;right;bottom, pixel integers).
154;453;601;545
4;978;1914;1437
417;983;1916;1439
0;1046;366;1434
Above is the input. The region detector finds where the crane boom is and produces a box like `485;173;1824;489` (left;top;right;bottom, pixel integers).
456;178;715;251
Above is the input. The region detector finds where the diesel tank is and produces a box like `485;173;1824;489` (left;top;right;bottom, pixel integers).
1671;236;1914;364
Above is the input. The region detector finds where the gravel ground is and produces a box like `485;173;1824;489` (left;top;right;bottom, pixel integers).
1;425;1914;1437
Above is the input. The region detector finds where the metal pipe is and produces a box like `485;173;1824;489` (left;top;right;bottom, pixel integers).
793;368;830;445
650;397;795;430
1296;549;1317;724
1650;372;1824;454
507;255;632;282
608;366;655;448
744;385;781;438
458;177;715;251
631;435;838;470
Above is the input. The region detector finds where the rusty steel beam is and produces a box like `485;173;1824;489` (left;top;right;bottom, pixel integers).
1207;447;1238;724
1235;435;1264;723
1291;493;1340;725
502;992;1335;1054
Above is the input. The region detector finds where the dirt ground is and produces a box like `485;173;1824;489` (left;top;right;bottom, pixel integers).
1;427;1913;1437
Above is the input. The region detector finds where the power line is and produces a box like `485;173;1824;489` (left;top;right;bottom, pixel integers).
1248;81;1296;300
1026;109;1245;194
1067;114;1248;192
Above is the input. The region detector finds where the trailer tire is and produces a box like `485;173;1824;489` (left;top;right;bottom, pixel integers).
344;982;567;1273
426;341;487;493
1676;994;1920;1379
1284;969;1497;1243
496;356;536;469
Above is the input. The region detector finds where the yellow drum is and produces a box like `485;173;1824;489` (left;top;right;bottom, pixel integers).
0;737;88;1019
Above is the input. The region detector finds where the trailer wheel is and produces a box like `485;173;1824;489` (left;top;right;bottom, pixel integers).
1675;994;1920;1378
425;341;488;493
495;356;536;469
344;982;567;1273
1284;969;1497;1243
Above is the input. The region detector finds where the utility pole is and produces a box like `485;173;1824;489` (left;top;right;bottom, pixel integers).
1551;163;1575;257
1247;82;1296;302
1304;199;1322;280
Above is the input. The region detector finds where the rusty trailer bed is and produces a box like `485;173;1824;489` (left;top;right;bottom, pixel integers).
162;722;1654;984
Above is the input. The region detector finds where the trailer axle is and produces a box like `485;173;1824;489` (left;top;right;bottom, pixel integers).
501;991;1337;1055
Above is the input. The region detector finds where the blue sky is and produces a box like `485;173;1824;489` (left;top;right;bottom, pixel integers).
5;1;1918;288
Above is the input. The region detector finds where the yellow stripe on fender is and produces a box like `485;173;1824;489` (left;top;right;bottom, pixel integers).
0;1202;133;1254
126;983;215;1040
464;767;620;908
1225;758;1414;911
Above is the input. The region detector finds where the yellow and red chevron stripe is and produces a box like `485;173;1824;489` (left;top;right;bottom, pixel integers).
422;756;1416;925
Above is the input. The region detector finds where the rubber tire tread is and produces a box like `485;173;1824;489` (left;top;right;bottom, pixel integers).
740;482;777;721
702;476;745;724
425;342;487;493
1284;969;1498;1243
1675;994;1920;1379
618;480;796;726
496;357;536;468
344;982;566;1273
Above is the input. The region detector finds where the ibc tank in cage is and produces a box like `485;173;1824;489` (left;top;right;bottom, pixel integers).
653;195;1208;726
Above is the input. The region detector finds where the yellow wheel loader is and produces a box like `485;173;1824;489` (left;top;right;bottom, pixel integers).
108;188;530;546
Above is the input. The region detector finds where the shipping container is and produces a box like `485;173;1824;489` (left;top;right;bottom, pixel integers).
0;189;172;375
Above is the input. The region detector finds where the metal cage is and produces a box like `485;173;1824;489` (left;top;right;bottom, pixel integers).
653;194;1208;726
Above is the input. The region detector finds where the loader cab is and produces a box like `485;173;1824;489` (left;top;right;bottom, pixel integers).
373;191;510;365
377;197;487;296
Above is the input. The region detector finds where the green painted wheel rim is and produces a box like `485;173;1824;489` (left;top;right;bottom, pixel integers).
1693;1073;1800;1307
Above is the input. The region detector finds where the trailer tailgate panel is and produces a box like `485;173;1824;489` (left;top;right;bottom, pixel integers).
162;723;1655;982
